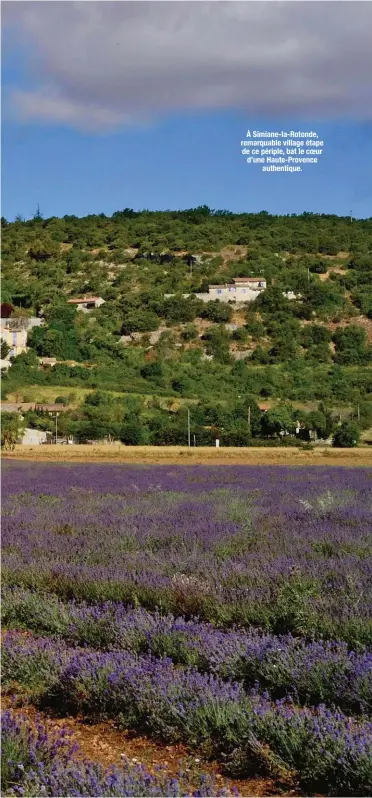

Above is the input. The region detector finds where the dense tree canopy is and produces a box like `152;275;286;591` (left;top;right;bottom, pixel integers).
2;208;371;444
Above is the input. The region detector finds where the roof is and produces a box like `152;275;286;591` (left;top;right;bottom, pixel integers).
232;277;265;283
0;324;28;333
209;278;265;289
35;404;68;412
67;297;103;304
1;403;35;413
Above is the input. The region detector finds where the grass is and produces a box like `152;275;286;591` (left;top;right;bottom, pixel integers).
4;444;372;465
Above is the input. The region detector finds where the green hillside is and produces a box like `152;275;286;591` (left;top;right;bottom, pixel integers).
2;208;372;445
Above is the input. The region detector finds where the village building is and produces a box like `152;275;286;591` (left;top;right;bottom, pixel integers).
0;323;28;357
0;316;44;331
207;277;266;302
165;276;267;304
38;357;58;368
67;296;105;312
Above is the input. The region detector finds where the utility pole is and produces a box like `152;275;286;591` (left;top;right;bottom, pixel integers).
357;404;360;422
350;210;353;223
55;412;58;444
307;267;310;283
193;433;196;447
187;408;191;448
248;406;251;427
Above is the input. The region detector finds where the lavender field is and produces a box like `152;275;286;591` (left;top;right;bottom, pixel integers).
2;462;372;796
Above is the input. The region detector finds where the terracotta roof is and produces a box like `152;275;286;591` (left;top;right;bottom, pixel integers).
67;297;102;304
1;403;32;413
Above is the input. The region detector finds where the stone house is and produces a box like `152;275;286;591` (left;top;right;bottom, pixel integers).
207;277;266;302
67;296;105;312
0;324;28;357
165;276;266;304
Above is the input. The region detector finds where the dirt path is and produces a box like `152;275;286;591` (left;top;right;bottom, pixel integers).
2;697;293;796
3;444;372;466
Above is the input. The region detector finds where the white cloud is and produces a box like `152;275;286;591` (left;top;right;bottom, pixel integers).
3;1;372;131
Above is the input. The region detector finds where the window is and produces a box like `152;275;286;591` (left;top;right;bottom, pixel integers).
217;289;222;294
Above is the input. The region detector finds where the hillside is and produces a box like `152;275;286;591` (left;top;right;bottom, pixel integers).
1;208;372;446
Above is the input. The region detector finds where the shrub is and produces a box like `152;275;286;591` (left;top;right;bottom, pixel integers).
333;421;361;448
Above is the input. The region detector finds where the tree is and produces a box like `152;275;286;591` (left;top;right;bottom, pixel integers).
1;339;11;359
54;395;70;406
121;311;160;335
120;417;147;445
222;421;252;447
1;412;20;449
255;286;291;315
181;324;198;341
333;421;361;448
33;204;43;220
28;238;58;261
261;406;294;437
200;301;232;323
140;361;164;381
333;325;371;365
301;325;331;347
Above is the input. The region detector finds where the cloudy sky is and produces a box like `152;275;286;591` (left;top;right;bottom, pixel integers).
2;1;372;219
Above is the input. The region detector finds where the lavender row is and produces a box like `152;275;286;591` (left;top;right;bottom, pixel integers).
3;464;372;646
3;588;372;715
3;633;372;795
1;710;231;797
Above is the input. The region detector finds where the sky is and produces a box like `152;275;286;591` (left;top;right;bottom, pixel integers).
2;1;372;221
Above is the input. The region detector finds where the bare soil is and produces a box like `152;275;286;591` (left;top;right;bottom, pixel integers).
3;444;372;466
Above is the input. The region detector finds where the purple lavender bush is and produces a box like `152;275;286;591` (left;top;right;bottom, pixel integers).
3;590;371;715
2;464;372;646
4;635;372;794
1;711;231;796
2;462;372;795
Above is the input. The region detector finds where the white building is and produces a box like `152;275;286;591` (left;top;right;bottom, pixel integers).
0;316;44;332
164;276;267;304
20;428;48;445
0;324;28;357
207;277;266;303
67;296;105;312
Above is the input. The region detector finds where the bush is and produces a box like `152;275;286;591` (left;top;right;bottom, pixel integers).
333;421;361;448
200;301;232;323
